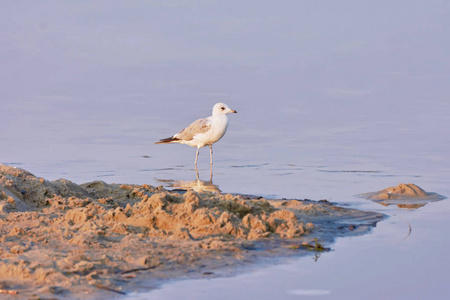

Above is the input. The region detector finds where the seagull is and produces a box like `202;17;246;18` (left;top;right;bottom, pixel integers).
156;102;237;171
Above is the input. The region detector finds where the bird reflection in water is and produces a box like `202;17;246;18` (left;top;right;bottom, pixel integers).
156;177;221;194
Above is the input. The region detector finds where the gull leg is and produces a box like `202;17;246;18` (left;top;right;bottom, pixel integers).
209;145;213;181
195;147;200;180
195;147;200;168
209;145;213;166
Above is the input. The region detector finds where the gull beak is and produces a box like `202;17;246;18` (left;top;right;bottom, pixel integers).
230;109;237;113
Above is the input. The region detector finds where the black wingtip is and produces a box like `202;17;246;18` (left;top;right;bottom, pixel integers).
155;137;180;144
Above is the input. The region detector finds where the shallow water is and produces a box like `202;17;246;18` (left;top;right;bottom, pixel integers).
2;1;450;299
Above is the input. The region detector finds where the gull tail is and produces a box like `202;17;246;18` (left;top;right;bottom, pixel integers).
155;137;180;144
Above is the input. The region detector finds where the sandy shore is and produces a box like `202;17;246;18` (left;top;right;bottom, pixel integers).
0;164;384;299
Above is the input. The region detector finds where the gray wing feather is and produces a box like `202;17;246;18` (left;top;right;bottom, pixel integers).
174;118;211;141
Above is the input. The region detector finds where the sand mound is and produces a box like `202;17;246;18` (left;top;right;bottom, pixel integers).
360;183;446;208
0;164;90;212
0;165;383;298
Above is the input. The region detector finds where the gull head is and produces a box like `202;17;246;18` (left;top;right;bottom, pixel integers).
212;102;237;116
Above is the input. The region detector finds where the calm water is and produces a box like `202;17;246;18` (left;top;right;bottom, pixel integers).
1;1;449;299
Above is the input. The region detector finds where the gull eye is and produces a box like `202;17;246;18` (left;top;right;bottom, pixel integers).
221;106;225;110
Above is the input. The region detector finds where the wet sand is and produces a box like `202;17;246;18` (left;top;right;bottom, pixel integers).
0;164;384;298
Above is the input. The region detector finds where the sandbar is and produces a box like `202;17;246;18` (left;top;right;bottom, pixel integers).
0;164;384;298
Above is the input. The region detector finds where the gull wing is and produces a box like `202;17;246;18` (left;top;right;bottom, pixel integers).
174;117;211;141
